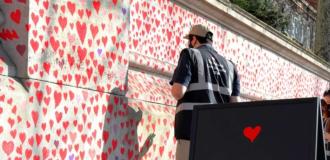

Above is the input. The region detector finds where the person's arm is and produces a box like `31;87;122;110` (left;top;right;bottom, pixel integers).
230;62;240;103
230;96;239;102
171;83;187;100
169;49;192;100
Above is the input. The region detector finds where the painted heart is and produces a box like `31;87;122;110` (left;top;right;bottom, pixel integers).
92;1;101;13
75;74;81;86
4;0;13;3
30;39;39;52
0;126;3;135
25;149;32;159
35;90;44;104
243;125;261;143
67;1;76;15
16;44;26;56
159;146;164;156
59;148;67;160
42;147;49;159
31;12;39;26
60;5;66;14
67;54;75;67
54;91;62;106
50;37;60;52
2;141;14;155
112;0;118;6
90;24;99;39
76;21;87;44
77;46;87;62
98;64;105;77
78;9;84;18
43;62;51;74
43;1;49;9
102;36;108;46
58;16;67;31
112;139;118;150
36;134;43;145
86;67;93;79
68;91;75;100
31;110;39;126
10;9;21;24
55;111;62;123
86;9;92;18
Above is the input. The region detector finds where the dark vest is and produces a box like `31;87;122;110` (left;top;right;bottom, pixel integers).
175;44;235;140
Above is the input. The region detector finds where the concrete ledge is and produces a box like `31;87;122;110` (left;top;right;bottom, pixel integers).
128;51;174;78
128;51;262;101
171;0;330;81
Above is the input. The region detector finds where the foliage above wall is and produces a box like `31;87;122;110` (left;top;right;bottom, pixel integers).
230;0;289;32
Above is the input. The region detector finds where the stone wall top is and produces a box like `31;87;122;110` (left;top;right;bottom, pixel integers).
172;0;330;81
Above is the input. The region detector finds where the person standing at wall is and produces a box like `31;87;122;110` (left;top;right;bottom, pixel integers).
321;89;330;158
170;24;240;160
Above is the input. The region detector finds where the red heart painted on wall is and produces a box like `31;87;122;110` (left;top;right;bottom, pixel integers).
43;62;51;74
16;44;26;56
77;46;87;62
31;12;39;26
58;16;67;31
90;24;99;39
42;147;49;159
243;125;261;142
54;91;62;106
30;39;39;52
43;1;49;9
4;0;13;3
60;5;66;14
78;9;84;18
92;1;101;13
76;21;87;44
159;146;164;156
50;37;59;52
10;9;21;24
31;110;39;126
112;0;118;6
86;9;92;19
67;1;76;15
67;54;75;67
25;149;32;159
98;64;105;77
59;148;67;159
2;141;14;155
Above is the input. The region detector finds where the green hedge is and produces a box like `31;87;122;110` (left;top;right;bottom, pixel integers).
230;0;289;32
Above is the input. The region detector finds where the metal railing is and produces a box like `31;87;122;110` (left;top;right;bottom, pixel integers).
227;0;317;52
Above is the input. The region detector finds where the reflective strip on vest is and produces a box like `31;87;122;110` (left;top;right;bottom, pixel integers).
226;60;234;95
188;82;231;95
193;48;205;84
176;102;212;113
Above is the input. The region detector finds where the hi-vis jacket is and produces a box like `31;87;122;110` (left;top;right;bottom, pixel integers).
170;44;240;140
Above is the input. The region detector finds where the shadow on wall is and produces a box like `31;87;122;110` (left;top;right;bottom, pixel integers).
0;8;4;27
102;72;156;159
0;6;29;91
0;8;16;76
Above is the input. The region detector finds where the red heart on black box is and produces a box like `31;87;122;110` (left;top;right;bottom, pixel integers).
243;125;261;142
